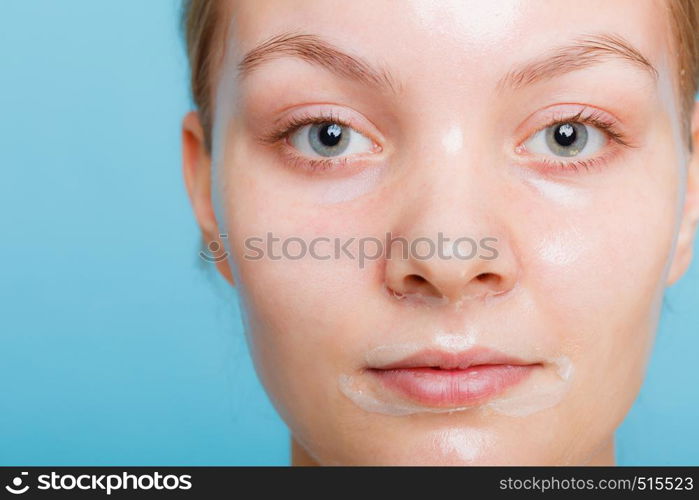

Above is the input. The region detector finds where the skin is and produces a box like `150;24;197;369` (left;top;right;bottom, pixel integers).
182;0;699;465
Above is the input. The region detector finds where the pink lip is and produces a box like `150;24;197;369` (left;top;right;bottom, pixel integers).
367;347;539;407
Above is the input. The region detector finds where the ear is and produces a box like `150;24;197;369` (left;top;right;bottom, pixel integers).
666;103;699;286
182;111;235;286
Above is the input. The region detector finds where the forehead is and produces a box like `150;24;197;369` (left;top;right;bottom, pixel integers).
225;0;671;78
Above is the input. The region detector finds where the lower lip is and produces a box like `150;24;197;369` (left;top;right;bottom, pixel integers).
368;364;536;407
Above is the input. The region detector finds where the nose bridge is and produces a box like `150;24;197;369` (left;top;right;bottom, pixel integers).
398;124;504;240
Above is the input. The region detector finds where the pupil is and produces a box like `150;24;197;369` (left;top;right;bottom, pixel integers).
554;123;576;147
319;123;342;147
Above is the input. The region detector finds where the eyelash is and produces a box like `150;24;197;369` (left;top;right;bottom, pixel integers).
259;111;368;174
260;106;635;174
519;107;636;173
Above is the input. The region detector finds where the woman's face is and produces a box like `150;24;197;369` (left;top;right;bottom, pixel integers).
184;0;699;464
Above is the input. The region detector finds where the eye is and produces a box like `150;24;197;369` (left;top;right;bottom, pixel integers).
289;122;375;158
524;121;606;158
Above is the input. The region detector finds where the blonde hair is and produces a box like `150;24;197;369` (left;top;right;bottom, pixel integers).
181;0;699;152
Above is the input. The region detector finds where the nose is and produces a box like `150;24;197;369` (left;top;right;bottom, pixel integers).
384;161;520;306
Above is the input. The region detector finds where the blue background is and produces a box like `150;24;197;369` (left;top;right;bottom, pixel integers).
0;0;696;465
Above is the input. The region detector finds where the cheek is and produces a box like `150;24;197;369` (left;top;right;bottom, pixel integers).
223;168;382;328
527;191;673;328
521;155;679;402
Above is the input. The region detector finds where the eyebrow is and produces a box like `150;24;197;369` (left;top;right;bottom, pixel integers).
237;31;657;97
237;31;400;93
496;33;658;91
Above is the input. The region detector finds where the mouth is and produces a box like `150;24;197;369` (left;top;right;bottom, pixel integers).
366;347;541;407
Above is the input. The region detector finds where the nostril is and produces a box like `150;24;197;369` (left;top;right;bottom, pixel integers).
476;272;500;285
405;274;427;285
400;274;442;299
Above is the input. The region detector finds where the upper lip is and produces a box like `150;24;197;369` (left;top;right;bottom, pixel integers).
367;346;533;371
